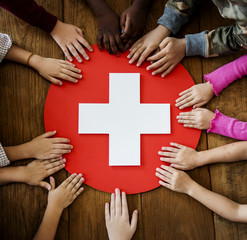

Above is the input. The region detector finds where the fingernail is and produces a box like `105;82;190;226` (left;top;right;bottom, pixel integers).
78;173;82;177
80;178;84;181
80;187;84;191
159;181;163;184
63;159;66;162
89;48;93;52
59;82;62;86
78;69;81;73
155;172;158;176
69;58;73;62
136;63;140;67
146;67;150;71
80;75;82;78
109;52;113;55
62;164;65;167
72;173;77;176
127;55;130;58
152;72;155;75
79;59;82;63
129;60;133;64
73;64;75;67
47;185;51;191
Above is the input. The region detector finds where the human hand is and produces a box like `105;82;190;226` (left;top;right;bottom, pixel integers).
127;25;170;67
158;142;201;170
120;3;147;49
105;188;138;240
29;55;82;85
24;158;65;190
48;174;84;212
156;165;194;194
50;20;93;62
97;11;124;55
27;131;73;159
177;108;215;129
146;37;186;77
175;82;214;109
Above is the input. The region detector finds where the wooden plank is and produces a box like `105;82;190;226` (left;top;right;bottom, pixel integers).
0;1;68;239
199;1;247;240
140;1;214;240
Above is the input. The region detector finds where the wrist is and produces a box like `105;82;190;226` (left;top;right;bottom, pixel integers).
18;166;30;184
156;25;171;39
186;179;199;197
47;202;64;216
28;54;43;72
131;0;150;12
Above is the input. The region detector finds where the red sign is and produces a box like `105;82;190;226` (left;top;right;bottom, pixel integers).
44;45;201;194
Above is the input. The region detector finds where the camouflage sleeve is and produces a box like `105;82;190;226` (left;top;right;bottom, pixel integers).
185;23;247;57
157;0;202;35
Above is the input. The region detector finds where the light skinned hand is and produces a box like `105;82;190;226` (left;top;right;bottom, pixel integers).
105;188;138;240
156;165;194;194
97;12;124;55
127;25;170;67
158;142;200;170
120;3;147;50
48;174;84;212
177;108;215;129
146;37;186;77
50;20;93;63
27;131;73;159
24;158;65;190
175;82;214;109
29;55;82;85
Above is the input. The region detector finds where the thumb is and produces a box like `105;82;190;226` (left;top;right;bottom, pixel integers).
76;27;83;36
130;210;138;231
120;13;126;32
39;181;51;191
49;176;56;190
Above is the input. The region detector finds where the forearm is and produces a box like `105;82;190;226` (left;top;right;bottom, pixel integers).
85;0;114;19
188;181;247;222
4;142;33;161
131;0;151;11
33;204;63;240
198;141;247;166
0;166;27;185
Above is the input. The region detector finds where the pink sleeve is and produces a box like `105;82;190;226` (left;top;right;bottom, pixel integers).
208;109;247;140
204;55;247;96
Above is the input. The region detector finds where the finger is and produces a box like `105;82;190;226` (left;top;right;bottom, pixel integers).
97;32;103;51
130;210;138;231
170;163;186;170
39;181;51;191
43;156;62;164
179;100;197;109
52;138;70;143
40;131;56;138
127;41;142;59
121;18;131;39
160;157;178;163
73;41;89;60
147;49;166;62
72;187;84;200
71;177;84;194
175;96;194;108
51;149;71;154
156;167;173;178
193;101;208;109
120;14;126;32
47;76;62;86
178;119;195;124
155;171;171;183
137;49;152;67
45;158;65;169
115;188;121;216
161;64;175;78
160;165;176;174
60;60;75;67
146;57;167;71
58;73;80;83
121;191;129;218
47;163;65;175
129;38;141;51
53;144;73;150
61;173;77;188
170;142;184;149
67;173;83;191
77;35;93;52
158;151;176;158
129;46;145;64
61;64;81;74
105;202;110;222
109;35;119;55
49;176;56;190
178;112;195;117
161;146;179;153
125;39;134;50
115;35;125;52
184;124;197;128
159;180;172;189
103;35;111;53
179;87;192;96
62;46;73;62
110;193;115;217
67;44;82;63
152;62;171;76
176;92;192;104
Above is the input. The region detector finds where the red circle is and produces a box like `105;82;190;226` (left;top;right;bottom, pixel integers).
44;45;201;194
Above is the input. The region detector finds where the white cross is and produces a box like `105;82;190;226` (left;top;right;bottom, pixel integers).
78;73;170;166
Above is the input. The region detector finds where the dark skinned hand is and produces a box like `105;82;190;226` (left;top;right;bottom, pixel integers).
97;11;125;55
120;4;147;50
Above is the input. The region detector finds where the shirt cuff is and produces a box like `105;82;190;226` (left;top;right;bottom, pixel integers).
185;31;207;57
0;33;12;63
157;5;188;35
0;143;10;167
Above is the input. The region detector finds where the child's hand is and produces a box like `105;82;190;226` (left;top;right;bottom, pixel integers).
156;165;194;194
27;131;73;159
50;20;93;62
24;158;65;190
177;108;215;129
127;25;170;67
97;12;124;55
105;188;138;240
29;55;82;85
48;174;84;212
120;4;147;49
175;82;214;109
146;37;186;77
158;142;200;170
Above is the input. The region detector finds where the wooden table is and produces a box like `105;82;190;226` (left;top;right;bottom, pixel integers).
0;0;247;239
